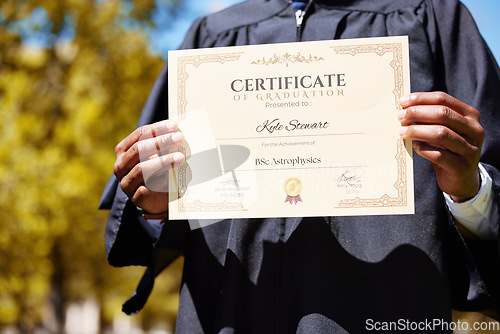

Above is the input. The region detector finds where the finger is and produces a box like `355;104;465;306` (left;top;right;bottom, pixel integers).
138;132;185;160
115;120;179;158
143;152;185;192
412;141;479;180
131;185;154;209
114;129;183;180
400;124;479;159
131;185;169;210
119;152;185;197
399;92;479;118
398;105;476;141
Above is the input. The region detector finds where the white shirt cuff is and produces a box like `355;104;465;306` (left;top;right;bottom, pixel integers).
443;164;499;240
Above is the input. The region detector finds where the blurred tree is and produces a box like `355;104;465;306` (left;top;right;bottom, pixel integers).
0;0;183;332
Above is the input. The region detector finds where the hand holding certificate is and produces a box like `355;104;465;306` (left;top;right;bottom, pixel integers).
165;36;414;220
113;120;185;215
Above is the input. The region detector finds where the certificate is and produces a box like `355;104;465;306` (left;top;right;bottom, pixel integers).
168;36;414;220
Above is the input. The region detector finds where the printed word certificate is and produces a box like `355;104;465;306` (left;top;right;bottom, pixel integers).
168;36;414;220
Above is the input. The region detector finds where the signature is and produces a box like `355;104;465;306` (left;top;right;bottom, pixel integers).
337;168;363;186
220;175;240;187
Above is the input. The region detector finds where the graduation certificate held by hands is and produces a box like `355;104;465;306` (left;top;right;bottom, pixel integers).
167;36;414;220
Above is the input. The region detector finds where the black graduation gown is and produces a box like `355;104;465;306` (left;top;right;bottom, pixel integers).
100;0;500;332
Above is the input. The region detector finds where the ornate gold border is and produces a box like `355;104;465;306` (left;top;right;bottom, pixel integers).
333;43;408;208
175;44;409;212
176;53;246;212
251;52;324;67
177;53;243;120
337;139;408;208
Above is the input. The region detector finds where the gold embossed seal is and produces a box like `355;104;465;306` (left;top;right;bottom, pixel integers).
284;177;303;204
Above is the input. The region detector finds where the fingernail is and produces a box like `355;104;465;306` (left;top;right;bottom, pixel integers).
172;152;184;164
171;132;184;143
399;95;412;107
397;110;405;120
165;120;178;131
399;126;408;136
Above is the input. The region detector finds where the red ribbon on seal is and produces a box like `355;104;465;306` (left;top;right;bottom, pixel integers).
285;195;303;205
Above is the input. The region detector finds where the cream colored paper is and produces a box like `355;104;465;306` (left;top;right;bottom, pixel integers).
168;36;414;220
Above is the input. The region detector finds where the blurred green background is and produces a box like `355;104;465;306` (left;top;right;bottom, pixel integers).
0;0;198;332
0;0;498;333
